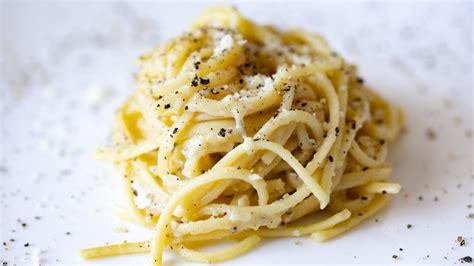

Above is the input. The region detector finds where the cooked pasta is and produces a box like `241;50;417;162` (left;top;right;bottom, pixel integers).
81;6;404;265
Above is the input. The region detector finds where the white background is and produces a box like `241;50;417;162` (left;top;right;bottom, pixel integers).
1;1;473;265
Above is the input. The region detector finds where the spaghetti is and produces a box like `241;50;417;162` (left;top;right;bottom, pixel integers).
81;6;404;265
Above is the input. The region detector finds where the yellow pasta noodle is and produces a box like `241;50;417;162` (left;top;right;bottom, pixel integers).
82;6;404;265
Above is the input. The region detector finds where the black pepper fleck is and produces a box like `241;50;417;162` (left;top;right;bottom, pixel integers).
191;76;199;87
218;128;226;137
199;77;210;85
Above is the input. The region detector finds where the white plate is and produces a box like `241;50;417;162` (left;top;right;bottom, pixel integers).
1;2;472;265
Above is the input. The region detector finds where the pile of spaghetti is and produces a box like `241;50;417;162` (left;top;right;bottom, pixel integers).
81;6;404;265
